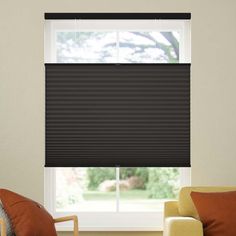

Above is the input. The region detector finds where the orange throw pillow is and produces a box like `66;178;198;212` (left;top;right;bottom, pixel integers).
191;191;236;236
0;189;57;236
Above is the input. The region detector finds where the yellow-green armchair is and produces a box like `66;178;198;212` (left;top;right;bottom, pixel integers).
163;186;236;236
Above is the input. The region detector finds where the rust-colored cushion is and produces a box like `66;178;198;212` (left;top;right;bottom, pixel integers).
0;189;57;236
191;191;236;236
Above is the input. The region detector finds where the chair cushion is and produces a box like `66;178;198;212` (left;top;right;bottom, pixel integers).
0;203;14;236
0;189;57;236
178;186;236;218
164;216;203;236
191;191;236;236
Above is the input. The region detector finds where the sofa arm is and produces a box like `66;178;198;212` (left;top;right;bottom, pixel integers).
163;216;203;236
164;201;180;218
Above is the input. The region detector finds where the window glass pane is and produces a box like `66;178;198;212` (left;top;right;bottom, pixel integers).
56;167;116;212
56;32;117;63
55;31;180;63
119;31;179;63
119;167;180;212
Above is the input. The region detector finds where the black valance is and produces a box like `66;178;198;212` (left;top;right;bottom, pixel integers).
45;13;191;20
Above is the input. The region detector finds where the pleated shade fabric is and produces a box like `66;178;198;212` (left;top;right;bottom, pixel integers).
45;64;190;167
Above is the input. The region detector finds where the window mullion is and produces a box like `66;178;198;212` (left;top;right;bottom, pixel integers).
116;167;120;212
116;30;119;63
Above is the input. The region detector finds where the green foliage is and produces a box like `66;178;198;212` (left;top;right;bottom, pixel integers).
120;168;149;189
120;167;136;179
134;168;149;186
87;168;116;190
86;167;179;196
87;167;149;191
147;168;179;199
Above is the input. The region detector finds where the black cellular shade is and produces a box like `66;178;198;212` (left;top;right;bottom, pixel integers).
45;64;190;167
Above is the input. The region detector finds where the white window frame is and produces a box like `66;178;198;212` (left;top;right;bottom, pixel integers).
44;19;191;231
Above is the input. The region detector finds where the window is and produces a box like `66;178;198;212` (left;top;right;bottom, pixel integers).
44;16;191;231
55;167;187;213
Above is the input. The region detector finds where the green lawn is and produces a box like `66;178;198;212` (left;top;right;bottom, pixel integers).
83;189;149;201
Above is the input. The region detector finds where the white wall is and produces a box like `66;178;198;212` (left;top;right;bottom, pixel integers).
1;0;236;236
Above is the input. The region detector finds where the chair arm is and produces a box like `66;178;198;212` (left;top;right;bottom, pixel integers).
164;201;180;218
164;216;203;236
54;215;79;236
0;218;6;236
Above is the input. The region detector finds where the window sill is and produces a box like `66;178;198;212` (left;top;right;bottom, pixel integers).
56;225;163;232
53;212;163;231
